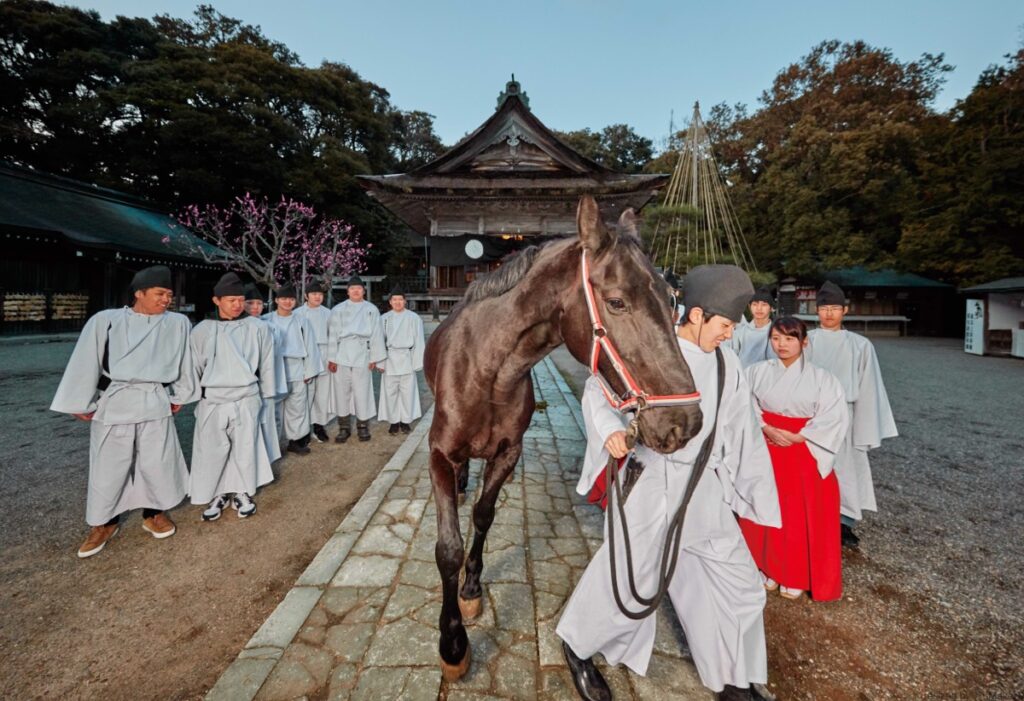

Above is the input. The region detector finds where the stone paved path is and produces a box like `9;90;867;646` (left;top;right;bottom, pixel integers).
207;356;712;701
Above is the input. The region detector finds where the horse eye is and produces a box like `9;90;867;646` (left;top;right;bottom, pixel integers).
606;298;627;312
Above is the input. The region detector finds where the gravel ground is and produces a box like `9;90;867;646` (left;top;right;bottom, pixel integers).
551;337;1024;700
0;336;433;700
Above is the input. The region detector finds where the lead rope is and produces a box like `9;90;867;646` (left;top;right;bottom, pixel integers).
605;347;725;620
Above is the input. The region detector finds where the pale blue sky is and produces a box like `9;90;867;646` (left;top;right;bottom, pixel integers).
64;0;1023;149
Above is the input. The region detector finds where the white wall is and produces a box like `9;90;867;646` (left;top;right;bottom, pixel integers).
988;293;1024;330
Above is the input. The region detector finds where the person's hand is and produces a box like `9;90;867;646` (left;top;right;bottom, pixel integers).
604;430;629;459
369;362;377;371
170;404;181;414
305;377;313;385
328;361;338;373
374;365;385;373
72;412;95;422
762;426;797;447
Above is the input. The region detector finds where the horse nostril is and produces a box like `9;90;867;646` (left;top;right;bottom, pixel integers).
670;425;684;448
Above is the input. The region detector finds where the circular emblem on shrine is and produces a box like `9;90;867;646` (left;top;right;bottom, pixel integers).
465;239;484;260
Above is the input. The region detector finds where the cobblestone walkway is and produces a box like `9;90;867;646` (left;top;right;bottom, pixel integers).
207;356;711;701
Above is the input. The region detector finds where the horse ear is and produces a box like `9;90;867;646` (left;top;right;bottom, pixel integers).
618;208;638;238
577;195;614;253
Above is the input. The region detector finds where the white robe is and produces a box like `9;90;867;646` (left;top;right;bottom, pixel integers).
263;312;323;440
746;359;849;477
250;315;288;462
806;329;898;520
377;310;425;424
295;304;335;426
725;318;778;368
50;308;195;525
188;317;276;503
328;300;386;421
558;341;780;692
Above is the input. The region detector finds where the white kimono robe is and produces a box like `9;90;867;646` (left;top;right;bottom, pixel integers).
328;300;386;421
264;312;323;441
50;308;195;525
746;359;849;477
557;341;781;692
725;318;778;368
295;304;334;426
806;329;898;521
188;317;276;503
250;315;288;463
377;310;425;424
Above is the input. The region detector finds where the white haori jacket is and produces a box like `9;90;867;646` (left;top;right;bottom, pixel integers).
264;312;323;384
379;310;425;375
746;358;849;477
725;318;778;368
294;304;332;376
806;328;898;519
558;340;779;691
50;308;195;523
328;300;386;368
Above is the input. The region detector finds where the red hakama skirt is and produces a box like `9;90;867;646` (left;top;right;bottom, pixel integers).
739;411;842;601
586;456;627;510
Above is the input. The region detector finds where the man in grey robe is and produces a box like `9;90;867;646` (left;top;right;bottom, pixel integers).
294;280;334;442
51;265;195;558
806;281;898;549
263;283;323;455
377;287;425;434
725;286;779;367
189;273;277;520
557;265;781;701
244;284;287;463
328;276;386;442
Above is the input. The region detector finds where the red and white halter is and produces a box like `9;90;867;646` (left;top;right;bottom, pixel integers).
581;250;701;412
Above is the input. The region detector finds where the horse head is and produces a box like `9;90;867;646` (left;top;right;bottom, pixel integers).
560;196;702;453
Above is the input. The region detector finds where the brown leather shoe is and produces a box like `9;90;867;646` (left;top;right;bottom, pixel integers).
78;524;119;558
142;512;176;539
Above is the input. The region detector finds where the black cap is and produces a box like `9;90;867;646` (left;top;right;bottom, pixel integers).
389;285;405;298
213;272;246;297
243;283;263;302
751;286;774;305
130;265;172;293
276;283;297;299
817;281;847;307
347;275;365;288
681;265;754;323
306;280;326;294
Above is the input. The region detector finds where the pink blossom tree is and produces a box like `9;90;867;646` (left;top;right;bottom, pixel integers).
169;193;368;298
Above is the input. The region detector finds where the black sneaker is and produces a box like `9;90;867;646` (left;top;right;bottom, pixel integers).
389;423;400;435
357;422;371;442
841;524;860;549
335;417;351;443
287;440;311;455
399;422;411;434
313;424;329;442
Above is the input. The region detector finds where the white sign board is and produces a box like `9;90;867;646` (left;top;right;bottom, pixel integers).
964;299;984;355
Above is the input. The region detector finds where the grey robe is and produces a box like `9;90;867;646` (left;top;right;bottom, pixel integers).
295;303;335;426
250;314;288;462
557;341;780;692
806;329;898;520
746;358;849;477
264;312;323;440
377;310;425;424
726;318;778;368
50;308;195;525
188;317;276;503
328;300;386;421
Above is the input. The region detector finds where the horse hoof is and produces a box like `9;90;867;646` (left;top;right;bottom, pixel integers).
440;646;471;682
459;595;483;621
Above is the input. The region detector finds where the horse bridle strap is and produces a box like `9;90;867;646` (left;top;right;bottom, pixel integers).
580;250;701;411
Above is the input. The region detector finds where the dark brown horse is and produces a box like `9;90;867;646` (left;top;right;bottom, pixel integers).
424;195;702;680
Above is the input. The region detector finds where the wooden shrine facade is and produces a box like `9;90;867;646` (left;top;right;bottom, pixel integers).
360;78;668;303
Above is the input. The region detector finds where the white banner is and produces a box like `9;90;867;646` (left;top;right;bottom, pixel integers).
964;299;984;355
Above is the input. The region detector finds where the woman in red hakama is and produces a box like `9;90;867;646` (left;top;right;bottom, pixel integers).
739;317;850;602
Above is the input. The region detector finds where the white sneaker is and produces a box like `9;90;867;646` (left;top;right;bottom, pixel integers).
202;495;229;522
232;493;257;518
761;573;779;591
780;586;805;600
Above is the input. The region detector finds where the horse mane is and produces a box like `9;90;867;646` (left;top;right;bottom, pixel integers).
460;230;644;305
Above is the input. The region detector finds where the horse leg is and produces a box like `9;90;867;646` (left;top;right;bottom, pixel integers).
459;441;523;621
430;448;471;681
456;460;470;506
